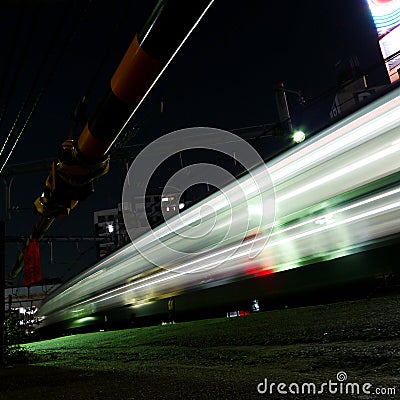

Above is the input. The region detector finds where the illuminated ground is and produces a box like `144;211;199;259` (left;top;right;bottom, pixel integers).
1;295;400;399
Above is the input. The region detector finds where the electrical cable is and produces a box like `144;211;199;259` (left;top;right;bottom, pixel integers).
0;1;92;174
0;9;37;157
58;242;97;282
0;8;25;129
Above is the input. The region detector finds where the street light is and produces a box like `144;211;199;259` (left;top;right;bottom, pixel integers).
292;130;306;143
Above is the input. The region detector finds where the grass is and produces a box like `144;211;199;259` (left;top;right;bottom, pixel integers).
0;295;399;399
24;295;400;370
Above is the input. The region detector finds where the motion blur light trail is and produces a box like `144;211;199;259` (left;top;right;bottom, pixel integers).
38;86;400;329
122;127;275;269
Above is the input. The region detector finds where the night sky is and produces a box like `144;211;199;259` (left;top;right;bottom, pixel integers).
0;0;389;283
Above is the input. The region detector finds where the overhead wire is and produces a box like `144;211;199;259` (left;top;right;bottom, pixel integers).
0;1;93;174
0;8;25;130
0;9;36;158
111;1;268;150
58;242;97;283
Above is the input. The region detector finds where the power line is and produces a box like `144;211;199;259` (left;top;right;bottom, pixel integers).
0;1;92;174
0;9;37;157
0;8;25;125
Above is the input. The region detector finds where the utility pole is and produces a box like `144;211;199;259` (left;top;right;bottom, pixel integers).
274;82;293;136
3;176;14;220
0;220;5;367
274;82;305;137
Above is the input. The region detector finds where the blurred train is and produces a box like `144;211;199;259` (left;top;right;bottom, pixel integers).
37;86;400;333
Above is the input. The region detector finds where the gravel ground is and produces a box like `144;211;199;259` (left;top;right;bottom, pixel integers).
1;295;400;399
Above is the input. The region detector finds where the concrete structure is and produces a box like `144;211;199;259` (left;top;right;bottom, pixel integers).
94;194;186;259
94;205;129;260
330;76;386;118
330;57;388;119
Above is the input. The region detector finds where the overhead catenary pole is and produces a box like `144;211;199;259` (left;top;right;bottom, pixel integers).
0;221;5;367
9;0;214;280
274;82;304;137
274;82;293;136
3;176;14;220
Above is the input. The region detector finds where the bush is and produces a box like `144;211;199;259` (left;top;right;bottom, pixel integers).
4;313;36;365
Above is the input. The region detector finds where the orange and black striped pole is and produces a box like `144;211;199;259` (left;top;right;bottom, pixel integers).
79;0;214;160
10;0;214;279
